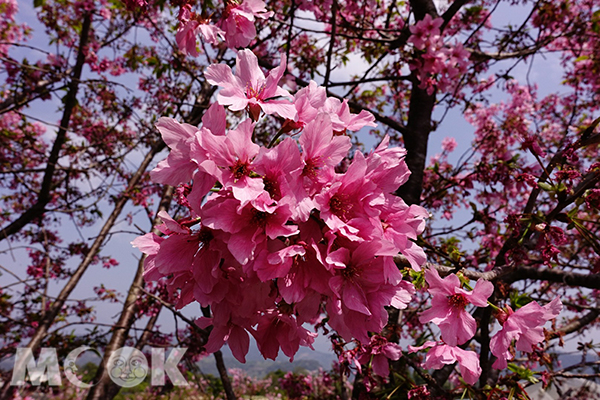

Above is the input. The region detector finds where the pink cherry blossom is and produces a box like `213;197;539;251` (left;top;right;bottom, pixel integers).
365;136;411;193
441;136;457;152
409;341;481;385
408;14;443;51
327;241;390;316
298;113;351;190
314;152;384;241
176;18;201;57
287;80;327;129
196;302;251;363
197;118;263;206
252;137;314;221
419;268;494;346
356;335;402;377
133;53;432;367
322;97;377;133
200;193;297;265
377;196;428;271
176;4;224;55
490;297;562;369
131;231;163;281
150;117;200;186
205;49;296;120
221;0;273;49
325;239;415;342
252;311;317;361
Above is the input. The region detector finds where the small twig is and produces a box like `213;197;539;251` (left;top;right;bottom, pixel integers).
323;0;338;89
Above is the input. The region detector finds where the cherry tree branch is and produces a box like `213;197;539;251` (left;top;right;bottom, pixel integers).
0;13;92;242
396;254;600;290
549;309;600;340
323;0;337;89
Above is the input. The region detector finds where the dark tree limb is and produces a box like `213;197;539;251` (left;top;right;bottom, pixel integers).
549;309;600;340
391;0;439;206
395;255;600;290
323;0;337;89
214;350;237;400
134;308;162;350
0;13;93;242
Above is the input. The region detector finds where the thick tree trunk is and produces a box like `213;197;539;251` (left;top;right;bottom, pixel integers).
393;0;438;205
394;83;436;205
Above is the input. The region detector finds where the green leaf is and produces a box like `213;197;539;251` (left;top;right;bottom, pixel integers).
33;0;45;8
507;363;540;384
510;292;531;309
408;269;426;290
537;182;554;192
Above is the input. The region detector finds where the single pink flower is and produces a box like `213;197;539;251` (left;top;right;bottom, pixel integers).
252;311;316;361
200;193;297;265
490;297;562;369
198;23;224;46
365;135;410;193
252;137;314;221
131;231;163;281
133;212;229;310
205;49;296;120
288;80;327;129
419;268;494;346
298;113;351;189
196;303;251;363
357;335;402;377
408;14;443;50
276;246;333;304
176;5;223;54
326;281;414;343
325;239;415;343
327;241;389;316
409;341;481;385
197;118;263;206
442;136;457;152
150;117;200;186
176;18;201;57
201;102;227;136
314;151;383;241
377;196;428;271
322;97;377;133
221;0;273;49
253;243;306;282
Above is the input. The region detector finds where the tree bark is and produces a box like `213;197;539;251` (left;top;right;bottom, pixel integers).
393;1;438;206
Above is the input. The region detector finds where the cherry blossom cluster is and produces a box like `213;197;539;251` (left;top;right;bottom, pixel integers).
133;48;428;369
279;368;344;399
410;268;562;384
407;14;470;95
0;0;29;57
176;0;272;55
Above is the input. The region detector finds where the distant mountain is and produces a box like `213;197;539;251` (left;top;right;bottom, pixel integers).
196;346;337;378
